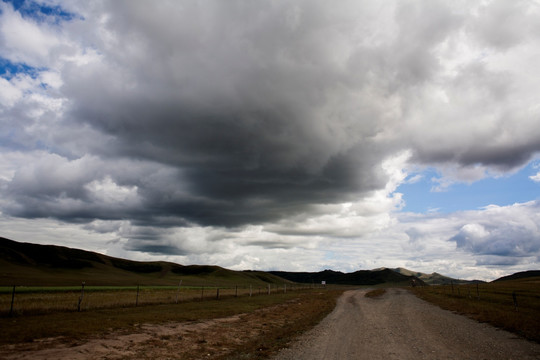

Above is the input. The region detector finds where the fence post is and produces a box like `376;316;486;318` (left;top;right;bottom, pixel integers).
175;280;182;304
9;285;16;317
78;282;85;312
284;284;286;293
476;283;479;299
136;284;140;307
250;285;252;297
216;288;220;300
512;291;518;311
235;285;238;297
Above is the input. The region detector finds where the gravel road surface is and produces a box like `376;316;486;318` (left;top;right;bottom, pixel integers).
272;288;540;360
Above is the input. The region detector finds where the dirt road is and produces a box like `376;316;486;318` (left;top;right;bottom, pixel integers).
272;288;540;360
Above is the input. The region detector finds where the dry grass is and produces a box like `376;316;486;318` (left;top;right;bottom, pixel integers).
364;289;386;298
0;287;344;354
219;289;343;359
0;284;307;316
411;277;540;343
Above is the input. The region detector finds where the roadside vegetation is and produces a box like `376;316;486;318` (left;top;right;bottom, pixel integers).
411;276;540;343
0;287;344;359
364;288;386;298
0;284;313;316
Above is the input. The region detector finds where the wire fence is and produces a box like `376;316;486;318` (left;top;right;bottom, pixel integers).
0;282;325;317
412;281;540;342
414;281;540;313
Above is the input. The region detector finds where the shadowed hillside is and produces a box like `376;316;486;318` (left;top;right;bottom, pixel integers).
493;270;540;282
390;267;485;285
269;268;425;286
3;237;514;288
0;237;288;286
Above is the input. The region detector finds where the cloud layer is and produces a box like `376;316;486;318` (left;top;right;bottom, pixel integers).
1;0;540;279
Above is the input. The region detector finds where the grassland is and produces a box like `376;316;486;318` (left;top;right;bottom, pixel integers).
0;283;313;316
0;287;344;360
411;276;540;343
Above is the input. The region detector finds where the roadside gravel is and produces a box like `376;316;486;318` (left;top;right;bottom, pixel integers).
272;288;540;360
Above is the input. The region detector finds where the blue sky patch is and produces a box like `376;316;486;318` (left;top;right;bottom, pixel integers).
398;161;540;213
0;57;43;80
2;0;77;24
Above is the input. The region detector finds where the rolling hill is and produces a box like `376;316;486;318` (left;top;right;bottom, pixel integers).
4;236;529;287
0;237;286;287
390;267;485;285
0;237;425;287
492;270;540;282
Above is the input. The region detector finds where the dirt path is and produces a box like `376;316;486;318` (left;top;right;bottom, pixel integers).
272;288;540;360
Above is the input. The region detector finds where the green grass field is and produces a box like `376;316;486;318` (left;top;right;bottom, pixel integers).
411;276;540;343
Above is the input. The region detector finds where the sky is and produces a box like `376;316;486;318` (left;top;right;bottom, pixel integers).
1;0;540;281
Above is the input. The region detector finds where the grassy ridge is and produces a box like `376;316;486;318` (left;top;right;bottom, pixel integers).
0;260;288;287
411;276;540;343
0;237;289;287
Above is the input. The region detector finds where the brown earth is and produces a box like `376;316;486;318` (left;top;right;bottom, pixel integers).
2;288;540;360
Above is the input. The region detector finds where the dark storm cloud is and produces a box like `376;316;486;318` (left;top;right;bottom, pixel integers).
50;1;393;227
120;227;189;255
2;0;540;247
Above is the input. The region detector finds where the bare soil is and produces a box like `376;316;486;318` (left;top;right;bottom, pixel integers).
272;288;540;360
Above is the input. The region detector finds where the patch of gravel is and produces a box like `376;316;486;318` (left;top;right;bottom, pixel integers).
271;288;540;360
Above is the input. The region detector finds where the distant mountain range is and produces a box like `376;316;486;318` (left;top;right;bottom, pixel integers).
389;267;486;285
269;267;487;286
0;237;536;286
269;268;424;286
